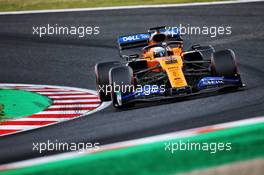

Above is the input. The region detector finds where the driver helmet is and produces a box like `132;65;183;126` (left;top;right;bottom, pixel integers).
152;47;166;58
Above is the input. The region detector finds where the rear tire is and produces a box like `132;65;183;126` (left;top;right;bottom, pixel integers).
211;49;238;77
110;66;134;109
95;61;121;101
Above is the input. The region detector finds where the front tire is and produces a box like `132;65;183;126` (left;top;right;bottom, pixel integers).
211;49;238;77
110;66;134;109
95;61;121;101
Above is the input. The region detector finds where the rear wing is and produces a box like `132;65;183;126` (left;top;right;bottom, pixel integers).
118;27;180;50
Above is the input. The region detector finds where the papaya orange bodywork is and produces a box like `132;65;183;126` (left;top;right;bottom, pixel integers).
143;46;188;88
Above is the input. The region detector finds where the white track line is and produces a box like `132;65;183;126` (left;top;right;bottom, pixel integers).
53;99;100;103
38;92;89;95
37;110;90;115
0;83;97;95
0;126;37;130
110;116;264;147
19;89;72;92
0;0;263;15
49;104;100;108
5;118;69;122
0;116;263;171
48;95;97;98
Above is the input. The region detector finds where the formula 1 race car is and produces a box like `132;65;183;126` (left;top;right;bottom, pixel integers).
95;26;244;108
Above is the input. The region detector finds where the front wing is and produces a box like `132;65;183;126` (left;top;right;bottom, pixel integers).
117;76;245;104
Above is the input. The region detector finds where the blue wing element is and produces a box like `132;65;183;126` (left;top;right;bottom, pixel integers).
197;77;241;89
118;27;180;45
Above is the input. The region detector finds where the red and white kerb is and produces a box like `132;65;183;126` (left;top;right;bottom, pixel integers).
0;84;108;136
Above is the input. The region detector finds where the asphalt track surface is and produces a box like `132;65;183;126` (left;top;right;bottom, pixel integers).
0;1;264;164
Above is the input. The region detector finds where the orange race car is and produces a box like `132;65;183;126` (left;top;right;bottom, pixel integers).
95;26;244;108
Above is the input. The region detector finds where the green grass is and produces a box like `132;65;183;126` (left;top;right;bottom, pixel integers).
1;122;264;175
0;89;52;119
0;0;227;12
0;104;4;120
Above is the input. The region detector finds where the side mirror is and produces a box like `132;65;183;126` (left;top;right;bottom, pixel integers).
129;54;139;59
121;54;139;61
